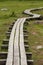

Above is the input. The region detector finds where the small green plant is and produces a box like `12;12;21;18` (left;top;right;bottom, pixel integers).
10;12;16;17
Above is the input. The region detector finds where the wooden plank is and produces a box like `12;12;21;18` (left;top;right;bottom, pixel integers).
6;19;20;65
0;59;6;65
14;18;24;65
2;39;9;44
20;18;27;65
27;60;34;65
26;52;32;59
0;52;7;59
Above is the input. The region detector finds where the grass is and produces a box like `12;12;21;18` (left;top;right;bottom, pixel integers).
32;9;43;15
0;1;43;65
27;20;43;65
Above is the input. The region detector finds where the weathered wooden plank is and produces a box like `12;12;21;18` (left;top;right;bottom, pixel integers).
6;32;11;35
1;45;8;49
6;19;20;65
0;52;8;59
24;39;28;45
2;39;9;44
27;60;34;65
0;59;6;65
26;52;32;59
20;18;27;65
14;18;24;65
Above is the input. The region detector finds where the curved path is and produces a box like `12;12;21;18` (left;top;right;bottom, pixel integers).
24;7;43;18
5;7;43;65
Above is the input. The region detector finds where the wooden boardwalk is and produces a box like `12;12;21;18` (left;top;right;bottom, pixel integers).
6;18;27;65
0;7;43;65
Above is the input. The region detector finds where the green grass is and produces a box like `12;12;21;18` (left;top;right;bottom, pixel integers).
0;0;43;2
27;20;43;65
32;9;43;15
